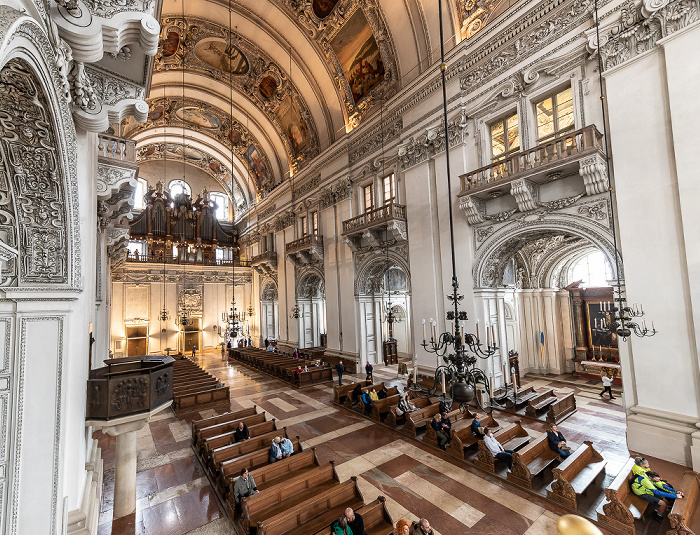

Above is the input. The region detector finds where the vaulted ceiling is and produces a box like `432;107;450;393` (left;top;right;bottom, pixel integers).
124;0;516;209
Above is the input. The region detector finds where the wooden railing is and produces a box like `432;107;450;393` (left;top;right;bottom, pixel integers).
342;202;406;235
251;250;277;265
97;133;136;163
459;125;604;193
285;234;323;253
126;254;250;267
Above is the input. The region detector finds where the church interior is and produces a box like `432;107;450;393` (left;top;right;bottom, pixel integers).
1;0;699;534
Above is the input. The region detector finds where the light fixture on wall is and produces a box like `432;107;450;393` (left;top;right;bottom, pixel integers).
409;0;496;412
290;303;300;319
590;0;656;341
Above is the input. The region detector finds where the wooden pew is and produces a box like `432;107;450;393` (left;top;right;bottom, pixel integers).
474;421;530;473
370;393;402;421
239;461;339;533
386;397;434;427
256;477;364;535
333;382;357;405
310;496;394;535
203;419;276;459
343;382;386;410
668;470;700;535
192;407;257;446
446;413;499;460
525;389;557;417
174;386;230;415
501;385;538;409
197;413;267;454
404;403;444;437
210;426;285;474
546;392;577;424
357;386;399;415
220;437;302;496
422;408;469;448
508;433;565;489
596;458;650;535
228;448;320;497
546;440;606;510
296;366;333;386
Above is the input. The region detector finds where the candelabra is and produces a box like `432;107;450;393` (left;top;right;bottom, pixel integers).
158;307;170;322
290;303;300;319
593;298;656;341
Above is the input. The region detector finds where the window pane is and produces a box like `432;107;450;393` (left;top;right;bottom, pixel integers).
211;193;227;220
300;216;307;236
556;87;575;132
312;212;318;234
507;113;520;151
364;185;373;212
536;96;555;141
383;174;395;203
134;179;147;210
490;121;506;157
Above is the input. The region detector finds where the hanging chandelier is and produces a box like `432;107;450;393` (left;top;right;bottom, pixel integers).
290;303;300;319
589;0;656;342
409;0;496;413
158;259;170;321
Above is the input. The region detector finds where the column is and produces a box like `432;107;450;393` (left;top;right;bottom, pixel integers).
113;427;140;518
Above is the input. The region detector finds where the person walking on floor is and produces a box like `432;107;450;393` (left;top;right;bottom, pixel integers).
600;373;615;399
336;360;344;386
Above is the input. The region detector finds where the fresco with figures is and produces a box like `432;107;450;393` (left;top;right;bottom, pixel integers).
195;37;249;74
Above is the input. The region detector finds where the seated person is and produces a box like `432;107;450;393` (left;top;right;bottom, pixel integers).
330;514;352;535
431;413;450;449
266;343;275;352
362;391;373;416
631;457;684;520
395;393;416;417
471;414;485;438
279;436;294;458
304;365;309;372
233;421;249;442
483;427;514;469
377;387;388;400
411;518;434;535
546;424;571;459
352;382;363;402
269;437;283;463
293;348;300;358
233;467;258;504
345;507;366;535
369;389;379;402
395;519;411;535
294;365;303;377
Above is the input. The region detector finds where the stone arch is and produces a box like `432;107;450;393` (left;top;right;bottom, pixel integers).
473;217;619;290
260;278;278;300
354;251;411;296
0;12;81;289
297;267;324;299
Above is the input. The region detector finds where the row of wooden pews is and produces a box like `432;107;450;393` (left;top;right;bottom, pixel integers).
493;385;577;423
229;347;333;387
172;356;230;415
191;407;394;535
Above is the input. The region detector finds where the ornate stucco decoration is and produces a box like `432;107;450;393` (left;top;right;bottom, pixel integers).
106;226;130;266
457;0;513;40
153;16;320;173
318;176;352;210
353;244;411;296
587;0;699;70
112;265;252;284
293;175;321;200
135;142;247;208
96;162;138;229
273;0;399;128
348;114;403;165
398;114;468;170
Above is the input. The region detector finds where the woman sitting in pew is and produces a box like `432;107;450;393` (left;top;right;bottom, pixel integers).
396;393;417;417
546;424;572;459
269;437;283;463
631;457;684;521
483;427;514;469
471;414;485;438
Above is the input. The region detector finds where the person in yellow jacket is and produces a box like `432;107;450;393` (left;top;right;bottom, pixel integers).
631;457;683;521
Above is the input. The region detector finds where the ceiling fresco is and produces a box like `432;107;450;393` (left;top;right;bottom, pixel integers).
123;95;275;196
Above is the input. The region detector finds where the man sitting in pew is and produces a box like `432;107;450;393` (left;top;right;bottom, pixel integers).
631;457;684;521
279;436;294;459
396;393;417;417
362;391;374;416
484;427;514;469
431;413;451;450
471;414;485;438
546;424;571;460
345;507;367;535
266;342;275;352
233;421;249;442
233;467;258;505
269;437;283;463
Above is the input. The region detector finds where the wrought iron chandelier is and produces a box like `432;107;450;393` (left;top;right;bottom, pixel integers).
409;0;497;413
590;0;656;342
158;258;170;322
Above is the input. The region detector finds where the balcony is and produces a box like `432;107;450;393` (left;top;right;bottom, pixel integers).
126;254;250;267
286;235;323;266
341;202;408;252
86;355;174;421
251;250;278;275
457;126;609;224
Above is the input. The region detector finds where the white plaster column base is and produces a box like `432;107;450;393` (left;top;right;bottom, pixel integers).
626;405;699;469
67;438;103;535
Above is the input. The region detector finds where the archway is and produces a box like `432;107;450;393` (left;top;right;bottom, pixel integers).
260;278;279;344
296;269;326;349
355;253;412;365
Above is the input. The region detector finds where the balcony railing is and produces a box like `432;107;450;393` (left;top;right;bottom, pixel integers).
86;355;174;420
97;133;136;163
286;234;323;253
126;254;250;267
251;250;277;265
342;202;407;236
459;125;604;194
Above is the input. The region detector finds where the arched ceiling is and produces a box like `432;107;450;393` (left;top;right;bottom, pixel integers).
124;0;515;203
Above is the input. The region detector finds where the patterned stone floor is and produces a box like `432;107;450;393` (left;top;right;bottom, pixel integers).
96;350;690;535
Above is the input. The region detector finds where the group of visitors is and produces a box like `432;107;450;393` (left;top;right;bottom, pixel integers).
269;436;295;463
631;456;684;521
360;386;388;416
395;518;434;534
330;507;368;535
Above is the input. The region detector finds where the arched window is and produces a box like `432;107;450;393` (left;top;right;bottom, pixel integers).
169;179;191;199
570;251;613;287
210;192;228;220
133;178;148;210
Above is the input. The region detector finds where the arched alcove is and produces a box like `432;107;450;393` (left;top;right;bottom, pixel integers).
260;278;279;343
296;268;326;349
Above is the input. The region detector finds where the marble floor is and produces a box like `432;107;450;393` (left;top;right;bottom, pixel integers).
96;351;690;535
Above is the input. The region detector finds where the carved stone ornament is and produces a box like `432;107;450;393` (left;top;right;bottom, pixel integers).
398;116;469;170
349;114;403;165
272;0;399;127
153;16;319;172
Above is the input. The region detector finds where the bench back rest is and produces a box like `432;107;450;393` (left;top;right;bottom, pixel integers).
199;413;266;441
192;407;256;433
211;427;286;467
516;385;534;396
334;383;356;395
528;389;554;405
410;403;440;423
375;393;402;409
253;448;317;486
516;433;548;464
559;440;594;480
206;420;278;456
222;438;302;480
670;471;699;522
356;498;389;528
494;421;523;442
360;382;386;394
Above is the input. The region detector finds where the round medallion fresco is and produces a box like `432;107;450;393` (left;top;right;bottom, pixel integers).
194;38;249;75
259;76;278;99
313;0;339;19
175;107;221;129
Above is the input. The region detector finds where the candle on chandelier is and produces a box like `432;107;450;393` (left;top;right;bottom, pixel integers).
486;323;491;347
599;300;602;310
489;376;494;397
441;370;446;394
476;320;480;341
422;319;426;343
641;303;644;314
652;320;655;331
503;364;507;384
413;363;417;384
491;325;496;346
